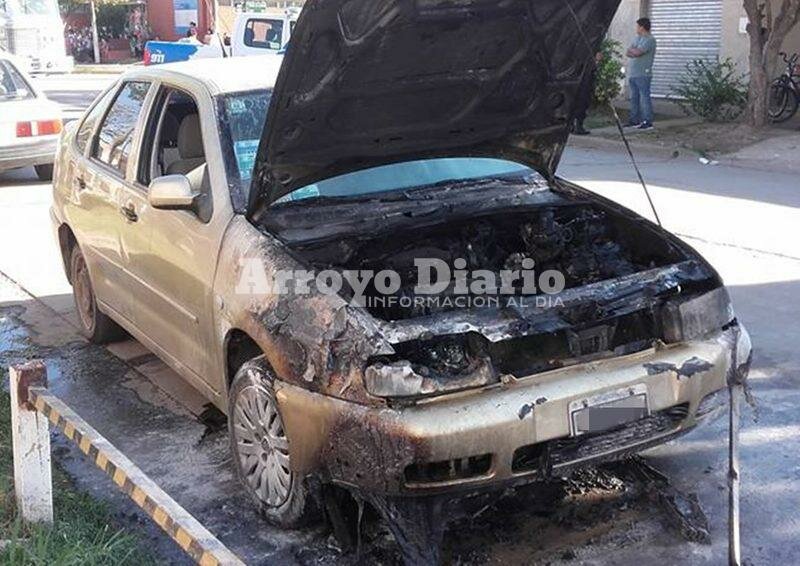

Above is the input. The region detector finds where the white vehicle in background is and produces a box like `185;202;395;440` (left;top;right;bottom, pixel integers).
0;50;62;180
0;0;74;73
144;9;298;65
232;9;296;56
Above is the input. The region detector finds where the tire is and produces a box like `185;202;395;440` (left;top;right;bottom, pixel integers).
228;357;310;527
768;80;798;123
69;245;125;343
34;164;54;181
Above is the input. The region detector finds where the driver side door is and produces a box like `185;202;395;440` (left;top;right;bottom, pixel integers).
118;81;230;398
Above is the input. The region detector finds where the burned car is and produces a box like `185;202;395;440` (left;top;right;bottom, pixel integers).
51;0;750;544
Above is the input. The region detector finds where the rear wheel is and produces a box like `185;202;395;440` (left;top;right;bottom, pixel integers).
34;164;54;181
69;245;124;343
229;357;310;527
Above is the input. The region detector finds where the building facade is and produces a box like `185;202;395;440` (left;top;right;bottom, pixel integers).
146;0;215;41
609;0;800;98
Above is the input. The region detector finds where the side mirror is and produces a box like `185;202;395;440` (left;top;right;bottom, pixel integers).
148;175;199;211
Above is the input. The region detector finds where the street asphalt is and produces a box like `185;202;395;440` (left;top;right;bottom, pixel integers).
0;74;798;564
30;72;117;121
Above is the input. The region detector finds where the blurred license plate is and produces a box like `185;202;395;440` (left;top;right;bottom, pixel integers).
570;384;649;436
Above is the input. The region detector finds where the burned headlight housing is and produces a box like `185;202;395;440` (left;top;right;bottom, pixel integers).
364;336;497;399
661;287;735;343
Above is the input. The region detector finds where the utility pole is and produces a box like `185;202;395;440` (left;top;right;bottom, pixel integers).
90;0;100;63
213;0;220;31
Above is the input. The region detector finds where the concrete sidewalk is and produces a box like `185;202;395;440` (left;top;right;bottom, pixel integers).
73;63;135;75
569;119;800;175
725;133;800;174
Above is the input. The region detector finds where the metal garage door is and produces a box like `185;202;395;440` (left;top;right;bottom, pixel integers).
649;0;722;97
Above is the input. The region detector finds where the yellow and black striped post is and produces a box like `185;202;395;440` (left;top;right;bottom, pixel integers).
11;361;244;566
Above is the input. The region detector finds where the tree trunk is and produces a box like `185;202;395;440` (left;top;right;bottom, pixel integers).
743;0;768;127
747;55;768;128
743;0;800;128
90;0;100;64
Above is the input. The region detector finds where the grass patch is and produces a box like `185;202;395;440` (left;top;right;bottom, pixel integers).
0;369;155;565
584;109;620;130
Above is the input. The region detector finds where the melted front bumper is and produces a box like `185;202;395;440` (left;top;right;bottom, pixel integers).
276;324;750;496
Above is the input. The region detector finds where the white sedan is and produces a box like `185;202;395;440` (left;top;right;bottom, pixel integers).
0;51;62;180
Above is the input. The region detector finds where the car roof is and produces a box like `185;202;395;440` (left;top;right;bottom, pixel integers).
126;55;283;95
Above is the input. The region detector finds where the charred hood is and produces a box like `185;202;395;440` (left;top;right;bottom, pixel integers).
248;0;621;215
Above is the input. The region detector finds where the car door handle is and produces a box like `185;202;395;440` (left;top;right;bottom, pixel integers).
120;204;138;222
75;177;86;191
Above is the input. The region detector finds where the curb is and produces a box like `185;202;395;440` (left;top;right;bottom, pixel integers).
9;360;244;566
715;155;800;175
567;134;686;160
569;134;800;175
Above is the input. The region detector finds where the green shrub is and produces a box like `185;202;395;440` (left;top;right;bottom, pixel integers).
593;39;625;106
671;58;748;122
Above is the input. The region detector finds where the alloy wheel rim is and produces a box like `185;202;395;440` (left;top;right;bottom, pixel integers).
233;376;292;507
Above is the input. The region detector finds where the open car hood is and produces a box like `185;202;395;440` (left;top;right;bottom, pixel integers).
248;0;620;215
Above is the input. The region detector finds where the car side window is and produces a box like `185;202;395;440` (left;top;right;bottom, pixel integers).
137;86;212;222
76;87;118;154
137;87;206;186
92;81;151;175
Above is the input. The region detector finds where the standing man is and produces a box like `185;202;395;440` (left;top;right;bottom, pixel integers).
626;17;657;130
573;51;603;135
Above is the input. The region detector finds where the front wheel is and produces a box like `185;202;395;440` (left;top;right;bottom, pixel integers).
228;357;310;527
768;80;799;122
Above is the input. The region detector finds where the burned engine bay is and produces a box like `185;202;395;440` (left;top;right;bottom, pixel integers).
260;179;722;394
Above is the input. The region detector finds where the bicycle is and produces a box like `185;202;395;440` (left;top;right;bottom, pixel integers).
769;52;800;123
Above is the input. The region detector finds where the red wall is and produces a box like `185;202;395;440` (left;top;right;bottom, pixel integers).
64;13;91;29
146;0;213;42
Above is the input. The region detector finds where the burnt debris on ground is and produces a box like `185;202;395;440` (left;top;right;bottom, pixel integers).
306;455;712;565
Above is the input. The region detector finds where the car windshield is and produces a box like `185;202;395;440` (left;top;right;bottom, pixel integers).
218;90;530;212
218;90;271;211
275;158;530;204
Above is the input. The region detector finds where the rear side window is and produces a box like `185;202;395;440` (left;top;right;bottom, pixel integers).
76;87;118;154
0;59;35;101
92;81;150;175
244;18;284;50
